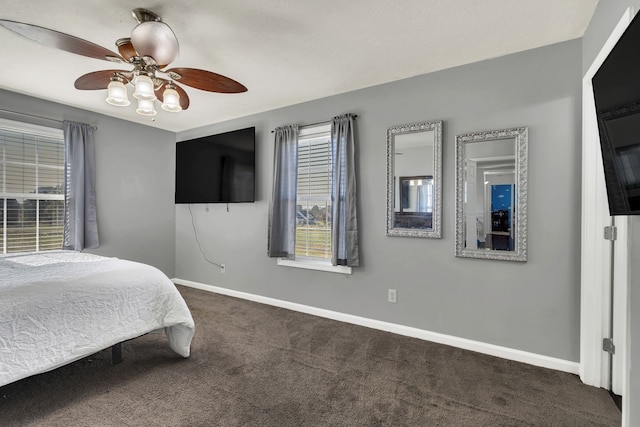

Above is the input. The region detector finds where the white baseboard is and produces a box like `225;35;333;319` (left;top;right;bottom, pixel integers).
173;278;580;375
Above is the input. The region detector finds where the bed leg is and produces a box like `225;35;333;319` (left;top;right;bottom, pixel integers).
112;343;123;365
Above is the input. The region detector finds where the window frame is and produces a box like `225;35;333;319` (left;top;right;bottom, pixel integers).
277;122;352;275
0;118;65;254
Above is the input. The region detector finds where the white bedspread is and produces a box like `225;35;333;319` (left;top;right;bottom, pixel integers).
0;251;195;387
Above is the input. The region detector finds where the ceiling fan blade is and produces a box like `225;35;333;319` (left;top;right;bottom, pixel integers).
165;68;247;93
116;38;138;62
0;19;124;62
155;81;190;110
75;70;127;90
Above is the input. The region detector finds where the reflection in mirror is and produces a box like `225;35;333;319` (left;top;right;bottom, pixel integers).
386;121;442;238
400;176;433;213
455;127;528;261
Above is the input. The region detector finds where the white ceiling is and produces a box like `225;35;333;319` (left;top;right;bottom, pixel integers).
0;1;599;133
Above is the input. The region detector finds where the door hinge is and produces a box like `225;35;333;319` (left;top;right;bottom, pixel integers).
604;225;617;241
603;337;616;354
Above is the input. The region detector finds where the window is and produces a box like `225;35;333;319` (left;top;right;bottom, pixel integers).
277;123;351;274
0;119;65;254
296;124;332;259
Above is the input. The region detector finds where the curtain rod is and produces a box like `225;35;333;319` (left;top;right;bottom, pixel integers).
270;115;358;133
0;109;98;130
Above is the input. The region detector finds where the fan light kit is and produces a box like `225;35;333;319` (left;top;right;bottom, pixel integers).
0;8;247;117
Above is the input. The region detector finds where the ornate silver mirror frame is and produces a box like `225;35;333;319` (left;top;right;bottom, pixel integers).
455;127;528;261
386;120;442;238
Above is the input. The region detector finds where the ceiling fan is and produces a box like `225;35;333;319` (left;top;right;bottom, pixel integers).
0;8;247;116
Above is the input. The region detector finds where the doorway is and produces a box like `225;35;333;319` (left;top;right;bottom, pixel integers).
581;6;633;423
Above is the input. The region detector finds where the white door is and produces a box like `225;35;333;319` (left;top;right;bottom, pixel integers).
581;7;633;421
612;216;629;395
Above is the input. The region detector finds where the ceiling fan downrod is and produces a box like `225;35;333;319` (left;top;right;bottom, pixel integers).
131;8;162;24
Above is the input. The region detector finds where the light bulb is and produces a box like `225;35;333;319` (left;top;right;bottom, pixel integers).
136;98;157;116
133;74;156;100
161;86;182;112
105;79;130;106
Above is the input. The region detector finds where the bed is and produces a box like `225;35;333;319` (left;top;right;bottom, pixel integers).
0;251;195;387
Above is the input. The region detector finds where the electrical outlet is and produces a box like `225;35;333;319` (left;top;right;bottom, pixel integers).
388;289;397;303
221;264;226;273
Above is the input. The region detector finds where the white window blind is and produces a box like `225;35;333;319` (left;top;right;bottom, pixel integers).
0;119;65;254
296;124;332;259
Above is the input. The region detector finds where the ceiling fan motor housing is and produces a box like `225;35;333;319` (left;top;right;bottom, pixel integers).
130;21;179;66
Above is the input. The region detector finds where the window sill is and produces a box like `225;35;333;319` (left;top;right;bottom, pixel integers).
277;258;352;275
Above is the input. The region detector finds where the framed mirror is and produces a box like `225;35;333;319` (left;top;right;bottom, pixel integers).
455;127;528;261
386;120;442;238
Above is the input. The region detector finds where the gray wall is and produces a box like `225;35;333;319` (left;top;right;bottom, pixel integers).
0;89;177;276
582;1;640;74
583;1;640;424
175;39;583;362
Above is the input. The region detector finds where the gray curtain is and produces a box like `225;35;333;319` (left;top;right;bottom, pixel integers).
268;125;298;258
63;121;99;250
331;114;359;267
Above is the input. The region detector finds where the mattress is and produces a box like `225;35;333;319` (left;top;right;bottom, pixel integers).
0;251;195;387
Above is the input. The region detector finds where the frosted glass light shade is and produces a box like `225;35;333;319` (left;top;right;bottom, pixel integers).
105;80;130;106
136;98;157;116
133;74;156;100
131;21;179;65
161;87;182;112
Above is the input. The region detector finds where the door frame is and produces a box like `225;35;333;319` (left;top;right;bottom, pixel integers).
581;6;633;425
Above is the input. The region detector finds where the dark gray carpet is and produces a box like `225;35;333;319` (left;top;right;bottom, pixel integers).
0;285;621;426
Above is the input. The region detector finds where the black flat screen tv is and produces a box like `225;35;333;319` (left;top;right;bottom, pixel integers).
175;127;255;204
592;12;640;215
